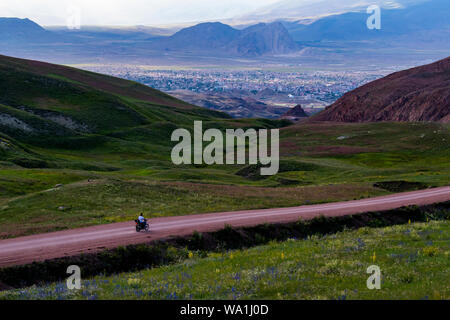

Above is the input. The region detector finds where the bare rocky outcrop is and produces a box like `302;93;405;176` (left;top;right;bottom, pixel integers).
280;104;309;121
17;106;90;132
0;113;33;132
42;114;90;132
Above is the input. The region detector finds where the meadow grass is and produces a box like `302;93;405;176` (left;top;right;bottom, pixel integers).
1;220;448;300
0;122;448;238
0;178;386;238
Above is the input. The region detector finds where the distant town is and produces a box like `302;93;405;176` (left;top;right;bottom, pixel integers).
78;64;388;118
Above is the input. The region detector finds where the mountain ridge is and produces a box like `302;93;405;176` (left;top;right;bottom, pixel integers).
282;0;450;45
312;56;450;123
153;21;299;56
0;17;58;43
2;0;449;60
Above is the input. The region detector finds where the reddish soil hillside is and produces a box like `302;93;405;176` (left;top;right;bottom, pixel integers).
312;57;450;123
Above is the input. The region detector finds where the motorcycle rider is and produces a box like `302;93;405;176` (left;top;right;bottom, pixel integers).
138;213;146;228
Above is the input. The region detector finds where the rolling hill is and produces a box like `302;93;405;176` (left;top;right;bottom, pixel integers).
0;54;233;169
312;56;450;123
0;54;228;134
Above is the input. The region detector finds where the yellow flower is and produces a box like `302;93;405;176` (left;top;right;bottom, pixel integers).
422;246;438;257
127;278;140;285
230;253;234;259
188;251;194;259
433;291;441;300
281;252;285;260
372;252;376;263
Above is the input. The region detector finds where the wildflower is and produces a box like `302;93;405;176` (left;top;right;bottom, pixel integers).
433;291;441;299
281;252;285;260
372;252;376;263
357;238;366;248
127;278;141;286
422;246;438;257
188;251;194;259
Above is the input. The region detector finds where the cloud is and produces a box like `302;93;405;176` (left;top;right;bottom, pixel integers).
0;0;281;26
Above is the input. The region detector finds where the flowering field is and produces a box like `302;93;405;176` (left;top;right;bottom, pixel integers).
1;220;449;300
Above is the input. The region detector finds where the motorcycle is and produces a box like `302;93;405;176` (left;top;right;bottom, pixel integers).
135;219;150;232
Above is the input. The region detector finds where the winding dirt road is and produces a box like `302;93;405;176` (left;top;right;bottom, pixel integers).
0;186;449;267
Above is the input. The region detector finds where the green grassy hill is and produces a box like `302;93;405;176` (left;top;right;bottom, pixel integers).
0;54;229;150
0;55;289;168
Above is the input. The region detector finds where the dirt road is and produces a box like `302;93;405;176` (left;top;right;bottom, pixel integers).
0;186;449;267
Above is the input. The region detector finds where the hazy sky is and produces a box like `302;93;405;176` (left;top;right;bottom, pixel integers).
0;0;282;26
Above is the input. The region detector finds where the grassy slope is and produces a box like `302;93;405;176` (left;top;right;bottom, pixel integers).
0;55;449;238
2;220;448;300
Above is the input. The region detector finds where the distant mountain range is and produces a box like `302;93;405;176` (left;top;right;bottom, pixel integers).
281;0;450;45
0;18;299;57
1;0;449;62
0;18;60;43
47;25;174;41
312;56;450;123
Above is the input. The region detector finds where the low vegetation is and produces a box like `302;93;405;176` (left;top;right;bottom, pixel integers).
1;216;448;299
0;202;447;291
0;122;448;238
